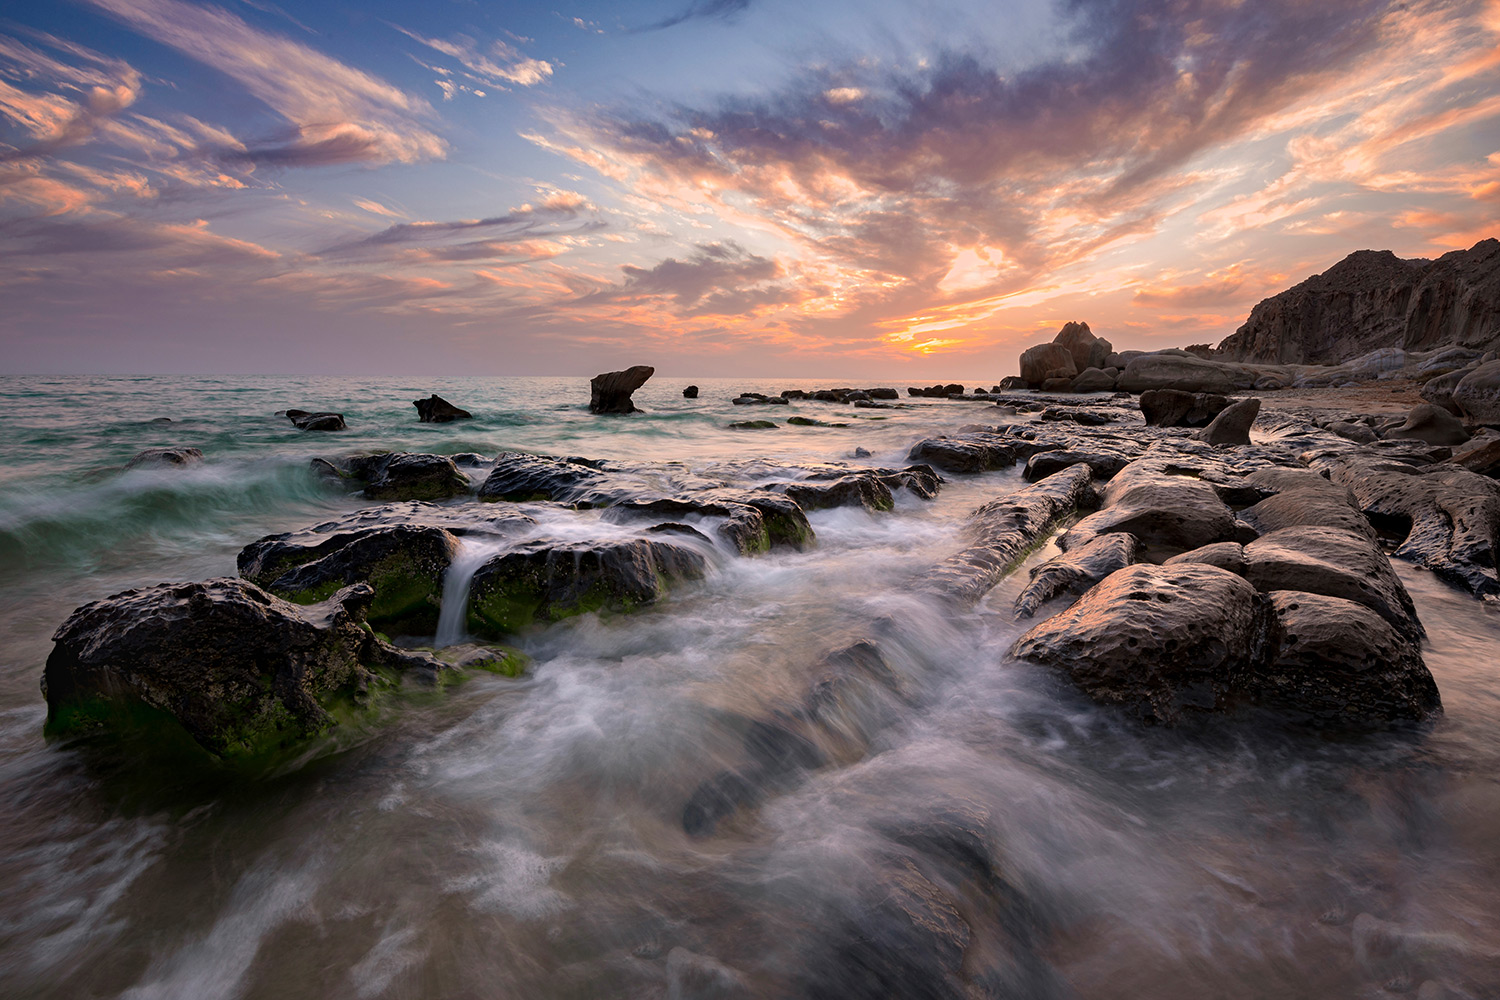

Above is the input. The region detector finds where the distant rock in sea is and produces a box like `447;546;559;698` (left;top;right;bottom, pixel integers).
413;394;472;423
590;365;654;414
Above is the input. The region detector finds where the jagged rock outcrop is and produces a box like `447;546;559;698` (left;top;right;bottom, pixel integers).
413;394;472;423
589;365;654;414
1216;239;1500;363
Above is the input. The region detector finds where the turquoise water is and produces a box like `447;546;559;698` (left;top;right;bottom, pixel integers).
2;375;1500;997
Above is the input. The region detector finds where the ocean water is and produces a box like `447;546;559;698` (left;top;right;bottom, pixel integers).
1;374;1499;997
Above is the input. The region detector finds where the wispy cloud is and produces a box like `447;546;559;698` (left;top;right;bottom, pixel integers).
82;0;445;166
633;0;753;32
392;26;553;92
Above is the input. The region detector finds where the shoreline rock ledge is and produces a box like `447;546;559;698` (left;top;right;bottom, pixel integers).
590;365;655;414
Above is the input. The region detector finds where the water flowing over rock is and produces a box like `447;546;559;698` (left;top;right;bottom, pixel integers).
589;365;655;414
42;579;445;759
1014;531;1138;618
1216;239;1500;363
124;447;203;470
412;394;472;423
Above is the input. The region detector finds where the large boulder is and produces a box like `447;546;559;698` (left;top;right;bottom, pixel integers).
589;365;655;414
413;394;472;423
42;579;444;760
908;433;1016;474
605;490;815;555
1117;355;1238;394
1384;403;1471;445
1451;360;1500;426
1011;564;1260;724
467;537;705;635
1060;475;1238;556
478;452;618;506
1139;389;1229;427
1419;367;1469;414
1068;367;1116;393
1018;343;1076;387
1196;397;1260;445
360;453;471;501
1053;320;1112;371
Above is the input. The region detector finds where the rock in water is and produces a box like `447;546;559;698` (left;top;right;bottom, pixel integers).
286;409;346;431
360;453;471;501
41;579;444;760
412;394;472;423
1196;397;1260;445
124;447;203;470
682;385;699;398
590;365;655;414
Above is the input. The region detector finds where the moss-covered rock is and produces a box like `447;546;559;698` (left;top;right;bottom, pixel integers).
42;579;447;762
467;538;707;636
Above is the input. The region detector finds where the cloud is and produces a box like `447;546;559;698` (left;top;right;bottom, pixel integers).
82;0;445;166
392;26;553;90
633;0;753;32
579;241;801;317
321;189;604;260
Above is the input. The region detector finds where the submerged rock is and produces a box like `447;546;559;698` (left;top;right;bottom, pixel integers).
42;579;444;760
589;365;654;414
286;409;346;431
412;394;472;423
467;537;706;635
124;447;203;470
606;490;814;554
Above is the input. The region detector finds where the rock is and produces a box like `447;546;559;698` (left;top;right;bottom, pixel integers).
1385;403;1471;445
1023;450;1131;482
788;416;848;428
360;453;471;501
412;394;472;423
238;502;534;632
1163;541;1247;575
1053;320;1112;371
1039;377;1073;392
1069;367;1116;393
683;385;699;398
872;464;943;499
1196;397;1261;445
1040;406;1115;425
1328;420;1379;443
477;452;617;506
1011;564;1261;724
1258;591;1439;725
467;537;706;635
589;365;654;414
124;447;203;470
1451;360;1500;426
732;394;788;405
286;409;345;431
776;474;895;512
1445;429;1500;476
907;433;1015;474
1419;368;1468;414
729;420;778;429
998;376;1028;391
606;490;814;555
1138;389;1230;427
42;579;444;759
1117;355;1238;394
867;388;900;400
1316;454;1500;596
922;465;1095;604
1216;240;1500;363
1019;343;1077;387
1243;526;1423;641
1014;532;1138;618
1060;473;1238;556
1237;487;1379;543
853;446;872;458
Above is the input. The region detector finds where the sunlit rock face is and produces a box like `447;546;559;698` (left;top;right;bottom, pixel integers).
1217;239;1500;364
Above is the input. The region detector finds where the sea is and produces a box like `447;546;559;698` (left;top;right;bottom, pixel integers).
1;374;1499;997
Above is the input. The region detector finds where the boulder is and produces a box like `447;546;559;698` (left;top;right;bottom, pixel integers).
1053;320;1112;371
1039;377;1073;392
1243;526;1422;642
1327;420;1379;444
776;475;894;513
1138;389;1230;427
683;385;699;398
1445;429;1500;476
1019;343;1076;387
1196;397;1261;445
360;453;471;501
589;365;654;414
1060;476;1238;556
1418;368;1468;414
907;433;1016;474
42;579;444;759
1068;367;1116;393
1014;531;1138;618
1023;450;1131;482
1258;591;1440;725
1449;360;1500;425
1117;355;1238;394
997;376;1028;391
730;420;779;429
467;537;706;635
1237;488;1378;543
412;394;472;423
1384;403;1471;446
124;447;203;470
286;409;345;431
1163;541;1247;575
605;491;814;555
1010;564;1260;724
477;452;618;506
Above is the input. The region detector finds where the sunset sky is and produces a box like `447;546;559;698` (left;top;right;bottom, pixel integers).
2;0;1497;376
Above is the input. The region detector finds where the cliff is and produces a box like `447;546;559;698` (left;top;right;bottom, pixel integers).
1215;239;1500;363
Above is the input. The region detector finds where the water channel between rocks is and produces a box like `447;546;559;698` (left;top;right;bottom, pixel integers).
2;375;1499;998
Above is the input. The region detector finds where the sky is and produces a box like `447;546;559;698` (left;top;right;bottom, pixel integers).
1;0;1497;376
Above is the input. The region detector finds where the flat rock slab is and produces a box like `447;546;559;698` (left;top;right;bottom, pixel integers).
908;434;1016;474
42;579;444;760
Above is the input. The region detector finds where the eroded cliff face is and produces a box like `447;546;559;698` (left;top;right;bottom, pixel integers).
1216;239;1500;363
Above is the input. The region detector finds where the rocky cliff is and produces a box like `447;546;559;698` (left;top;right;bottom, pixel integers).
1216;239;1500;363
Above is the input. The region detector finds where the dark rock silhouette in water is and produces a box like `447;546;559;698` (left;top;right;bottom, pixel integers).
590;365;654;414
683;385;699;398
412;394;472;423
286;409;346;431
